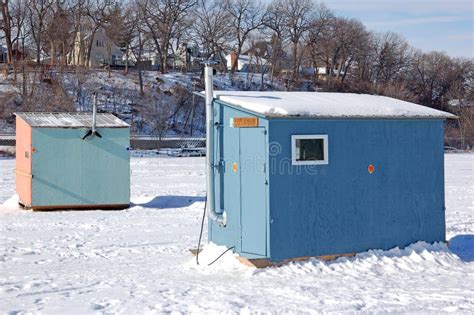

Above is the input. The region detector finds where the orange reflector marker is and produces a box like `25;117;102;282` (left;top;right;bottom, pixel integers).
368;164;375;174
232;162;238;173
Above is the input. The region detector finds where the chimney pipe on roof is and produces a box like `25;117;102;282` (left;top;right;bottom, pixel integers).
81;92;102;140
92;92;97;134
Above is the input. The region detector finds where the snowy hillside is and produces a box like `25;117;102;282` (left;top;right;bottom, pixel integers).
0;69;285;135
0;153;473;313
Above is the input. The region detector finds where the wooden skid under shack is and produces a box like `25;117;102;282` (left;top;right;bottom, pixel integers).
189;248;356;268
18;201;129;211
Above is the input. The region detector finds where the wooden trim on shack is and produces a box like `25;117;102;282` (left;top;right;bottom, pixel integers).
189;248;356;268
25;204;130;211
237;253;356;268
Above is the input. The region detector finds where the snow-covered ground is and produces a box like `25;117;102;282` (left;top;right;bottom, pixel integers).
0;153;473;313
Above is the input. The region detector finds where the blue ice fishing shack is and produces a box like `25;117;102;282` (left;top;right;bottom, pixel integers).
203;88;455;265
15;112;130;210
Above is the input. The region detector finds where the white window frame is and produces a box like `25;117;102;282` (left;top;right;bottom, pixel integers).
291;134;329;165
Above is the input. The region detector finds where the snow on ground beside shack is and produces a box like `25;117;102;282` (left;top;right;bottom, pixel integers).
214;91;456;118
0;154;473;313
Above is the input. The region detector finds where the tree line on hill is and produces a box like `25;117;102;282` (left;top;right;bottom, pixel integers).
0;0;472;146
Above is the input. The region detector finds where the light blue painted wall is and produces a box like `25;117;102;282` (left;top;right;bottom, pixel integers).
209;101;270;259
31;127;130;207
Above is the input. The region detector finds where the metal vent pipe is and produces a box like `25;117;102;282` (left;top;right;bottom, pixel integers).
92;92;97;134
204;60;226;227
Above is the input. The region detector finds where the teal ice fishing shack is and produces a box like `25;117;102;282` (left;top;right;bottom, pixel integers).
205;89;455;265
15;112;130;210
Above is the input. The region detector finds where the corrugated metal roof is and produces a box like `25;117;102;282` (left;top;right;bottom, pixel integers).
15;112;129;128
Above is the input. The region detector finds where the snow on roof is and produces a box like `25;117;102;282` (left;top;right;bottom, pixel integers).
15;112;129;128
213;91;456;119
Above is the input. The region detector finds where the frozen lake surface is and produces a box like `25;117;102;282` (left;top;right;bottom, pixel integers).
0;153;473;313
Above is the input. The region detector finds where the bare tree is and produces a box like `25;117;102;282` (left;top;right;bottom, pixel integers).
446;58;474;148
1;0;28;82
44;2;74;65
279;0;315;83
264;0;287;83
128;0;149;94
304;3;333;83
139;0;196;74
67;0;87;66
191;0;232;60
456;106;473;149
141;92;175;141
408;51;455;109
0;0;14;64
225;0;265;74
83;0;115;67
246;36;271;90
371;32;412;84
316;17;367;86
117;2;141;75
28;0;54;64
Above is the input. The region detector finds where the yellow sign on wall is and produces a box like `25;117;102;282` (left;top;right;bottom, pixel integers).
231;117;259;128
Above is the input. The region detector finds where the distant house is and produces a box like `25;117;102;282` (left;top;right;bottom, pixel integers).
175;43;191;71
136;51;161;70
448;99;474;108
0;46;7;63
68;27;123;68
448;99;474;115
0;46;28;63
226;52;268;73
300;66;329;77
191;49;227;72
133;51;174;71
295;65;346;80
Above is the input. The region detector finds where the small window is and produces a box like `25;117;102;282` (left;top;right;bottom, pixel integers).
292;135;328;165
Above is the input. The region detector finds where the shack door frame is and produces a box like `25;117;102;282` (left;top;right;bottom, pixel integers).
215;103;268;258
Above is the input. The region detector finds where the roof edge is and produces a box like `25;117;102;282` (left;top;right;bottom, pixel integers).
264;114;457;120
211;91;458;120
211;101;457;120
14;112;130;128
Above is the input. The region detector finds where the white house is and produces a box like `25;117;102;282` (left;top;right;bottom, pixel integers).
226;52;268;72
68;27;123;68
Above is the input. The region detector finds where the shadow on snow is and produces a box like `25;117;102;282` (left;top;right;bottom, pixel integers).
132;195;205;209
449;234;474;262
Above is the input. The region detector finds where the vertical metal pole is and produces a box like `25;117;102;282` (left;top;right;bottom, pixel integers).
204;62;226;227
92;92;97;134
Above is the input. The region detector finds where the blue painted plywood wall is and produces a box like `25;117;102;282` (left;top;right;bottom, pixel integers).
267;119;445;261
